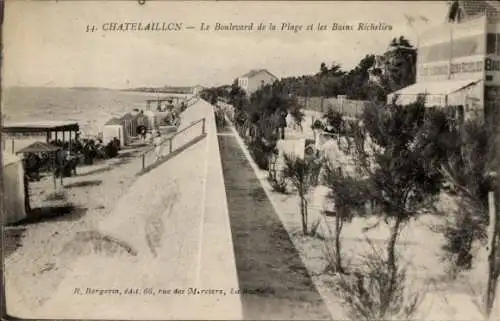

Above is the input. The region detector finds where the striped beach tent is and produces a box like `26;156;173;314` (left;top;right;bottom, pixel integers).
119;113;137;144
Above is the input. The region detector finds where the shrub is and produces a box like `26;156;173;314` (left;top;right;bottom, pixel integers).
214;108;227;130
421;112;491;276
323;108;344;134
267;152;288;194
283;153;317;235
312;119;325;131
289;104;305;129
248;139;274;170
336;239;426;321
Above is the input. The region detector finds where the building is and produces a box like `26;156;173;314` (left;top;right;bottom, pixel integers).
369;38;417;87
387;0;500;123
238;69;278;95
192;85;204;96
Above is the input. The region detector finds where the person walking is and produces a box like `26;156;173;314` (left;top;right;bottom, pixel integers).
153;131;162;162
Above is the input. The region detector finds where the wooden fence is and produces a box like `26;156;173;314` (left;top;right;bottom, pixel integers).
297;96;373;118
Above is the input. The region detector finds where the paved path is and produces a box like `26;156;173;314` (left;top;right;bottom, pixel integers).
217;126;331;320
12;100;242;320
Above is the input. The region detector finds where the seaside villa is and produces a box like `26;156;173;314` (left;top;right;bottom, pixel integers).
238;69;278;95
386;0;500;125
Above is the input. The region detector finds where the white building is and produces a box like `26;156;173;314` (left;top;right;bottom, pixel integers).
387;0;500;123
192;85;204;96
238;69;278;95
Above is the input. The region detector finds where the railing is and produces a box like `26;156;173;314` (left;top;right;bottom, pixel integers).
185;96;200;107
139;117;206;172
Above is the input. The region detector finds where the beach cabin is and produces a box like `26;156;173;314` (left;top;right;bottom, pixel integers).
135;112;150;132
102;118;125;148
3;152;27;224
144;110;157;131
119;113;136;145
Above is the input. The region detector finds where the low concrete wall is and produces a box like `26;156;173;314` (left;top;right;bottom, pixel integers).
26;100;242;320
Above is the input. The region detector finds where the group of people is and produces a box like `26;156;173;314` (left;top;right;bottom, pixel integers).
22;134;123;181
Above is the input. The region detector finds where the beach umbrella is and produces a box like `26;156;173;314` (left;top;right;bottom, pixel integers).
16;141;61;192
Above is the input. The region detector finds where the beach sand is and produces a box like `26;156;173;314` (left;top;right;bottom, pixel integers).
4;98;242;320
4;144;150;312
3;88;191;312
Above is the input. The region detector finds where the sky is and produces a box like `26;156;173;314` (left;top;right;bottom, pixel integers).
3;0;449;89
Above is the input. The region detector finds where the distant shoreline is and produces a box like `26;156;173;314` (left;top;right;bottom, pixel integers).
3;86;195;95
2;87;194;138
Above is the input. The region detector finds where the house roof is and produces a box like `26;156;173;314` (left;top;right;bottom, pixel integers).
464;0;500;17
451;0;500;20
16;141;60;154
240;69;277;79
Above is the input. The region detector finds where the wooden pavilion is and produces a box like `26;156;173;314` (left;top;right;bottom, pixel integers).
2;120;80;153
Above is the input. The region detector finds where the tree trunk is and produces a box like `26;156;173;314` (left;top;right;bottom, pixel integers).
300;195;308;235
486;190;498;319
387;217;403;281
335;206;345;273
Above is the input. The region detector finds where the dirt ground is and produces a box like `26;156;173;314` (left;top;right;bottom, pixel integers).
3;143;150;311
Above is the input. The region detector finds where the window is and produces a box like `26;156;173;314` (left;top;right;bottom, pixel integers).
487;33;496;54
486;33;500;55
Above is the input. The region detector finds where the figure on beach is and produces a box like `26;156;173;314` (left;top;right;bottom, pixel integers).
153;131;163;161
136;110;147;140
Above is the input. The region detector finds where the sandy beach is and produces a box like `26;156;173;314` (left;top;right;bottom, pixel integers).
3;88;192;312
4;143;151;311
4;98;242;320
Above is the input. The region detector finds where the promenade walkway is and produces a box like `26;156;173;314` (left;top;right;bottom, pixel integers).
13;100;242;320
217;124;331;320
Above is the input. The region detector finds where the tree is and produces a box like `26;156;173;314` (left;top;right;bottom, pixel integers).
229;78;248;111
365;37;417;103
289;98;305;132
342;54;376;100
345;99;441;279
320;62;329;76
283;154;317;235
421;110;487;271
383;36;417;92
323;109;344;134
322;163;371;273
421;109;498;317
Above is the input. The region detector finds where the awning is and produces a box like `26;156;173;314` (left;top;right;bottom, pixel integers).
16;141;60;154
2;120;80;133
387;79;482;107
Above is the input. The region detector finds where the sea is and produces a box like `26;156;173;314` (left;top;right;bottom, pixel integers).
2;87;191;152
2;87;191;134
